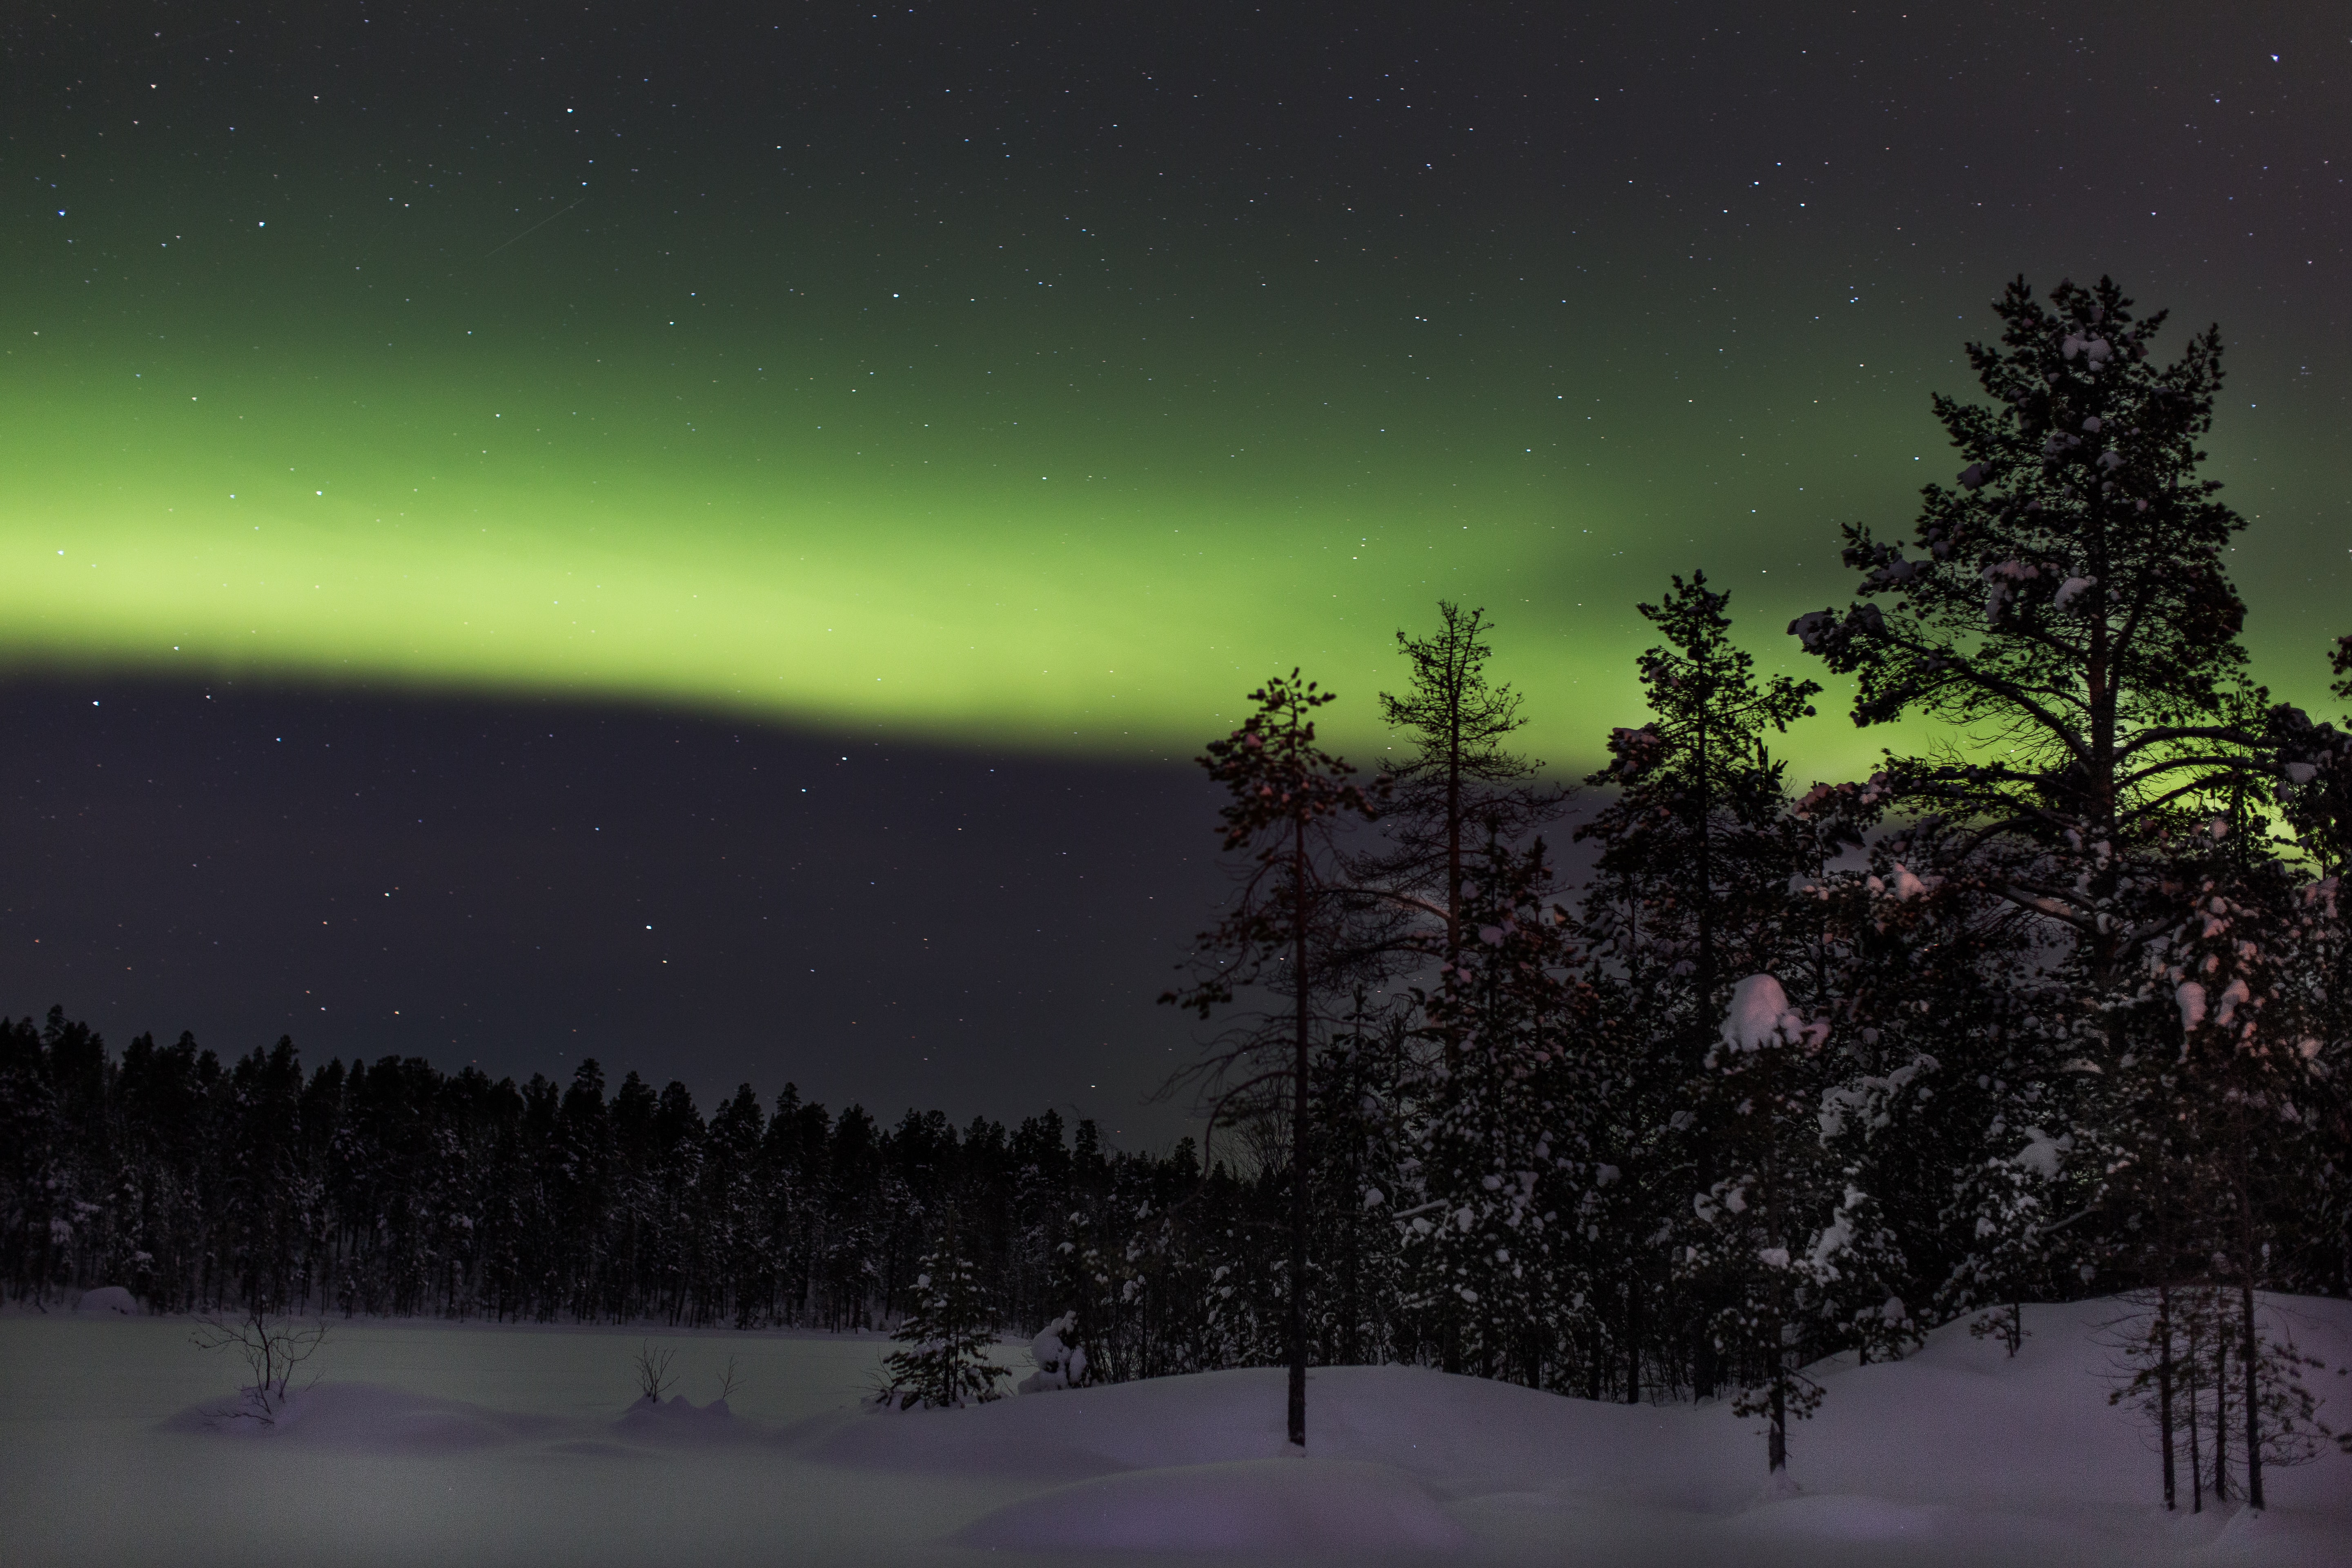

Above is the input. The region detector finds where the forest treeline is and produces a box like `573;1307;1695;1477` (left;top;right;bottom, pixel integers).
0;1007;1261;1368
5;278;2352;1498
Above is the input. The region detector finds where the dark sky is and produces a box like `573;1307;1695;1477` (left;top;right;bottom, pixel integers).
8;675;1243;1144
4;2;2344;1145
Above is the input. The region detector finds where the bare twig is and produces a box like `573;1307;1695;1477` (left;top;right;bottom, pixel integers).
191;1306;328;1423
633;1341;678;1402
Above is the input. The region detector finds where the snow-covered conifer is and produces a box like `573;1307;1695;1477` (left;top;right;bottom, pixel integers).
1788;274;2335;1032
877;1249;1007;1411
1307;1001;1411;1367
1401;837;1586;1384
1016;1310;1092;1393
1780;277;2352;1435
1572;570;1818;1400
1680;976;1842;1473
2128;826;2340;1507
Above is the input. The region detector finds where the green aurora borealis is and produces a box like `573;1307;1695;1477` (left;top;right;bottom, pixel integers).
7;7;2348;778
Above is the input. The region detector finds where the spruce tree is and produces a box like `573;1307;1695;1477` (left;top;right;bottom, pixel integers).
877;1247;1007;1410
1771;779;1934;1365
1681;975;1840;1476
2133;819;2341;1509
1573;570;1817;1399
1369;601;1559;968
1401;835;1586;1383
1586;571;1820;1040
1307;996;1410;1368
1786;278;2352;1439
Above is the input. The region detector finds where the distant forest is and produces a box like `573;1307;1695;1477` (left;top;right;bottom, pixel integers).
1;1006;1267;1379
6;279;2352;1494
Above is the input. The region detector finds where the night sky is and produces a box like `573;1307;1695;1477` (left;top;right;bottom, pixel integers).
5;3;2346;1145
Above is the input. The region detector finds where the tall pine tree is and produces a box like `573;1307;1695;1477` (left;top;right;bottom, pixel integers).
1164;670;1380;1450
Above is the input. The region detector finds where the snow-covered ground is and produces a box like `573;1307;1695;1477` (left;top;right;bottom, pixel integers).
3;1297;2347;1566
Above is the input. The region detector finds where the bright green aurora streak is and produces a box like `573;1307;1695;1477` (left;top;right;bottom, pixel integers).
6;178;2341;780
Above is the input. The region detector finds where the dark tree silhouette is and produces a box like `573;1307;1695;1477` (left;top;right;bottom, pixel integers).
1163;670;1380;1450
1369;601;1561;970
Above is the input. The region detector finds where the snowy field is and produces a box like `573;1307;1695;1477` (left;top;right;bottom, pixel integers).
4;1298;2348;1567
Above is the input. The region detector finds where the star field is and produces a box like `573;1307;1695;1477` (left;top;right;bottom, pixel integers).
3;2;2345;1136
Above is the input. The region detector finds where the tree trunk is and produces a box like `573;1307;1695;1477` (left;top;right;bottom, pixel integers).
2157;1282;2177;1511
1288;817;1310;1451
2211;1320;2230;1501
1625;1271;1642;1405
1339;996;1365;1367
1446;700;1463;967
2233;1125;2266;1510
2187;1306;2204;1513
2240;1275;2263;1509
1766;1174;1788;1474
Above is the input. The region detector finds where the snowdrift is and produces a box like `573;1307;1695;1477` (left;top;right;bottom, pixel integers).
797;1295;2352;1561
611;1391;763;1445
160;1381;561;1451
953;1458;1468;1552
156;1382;753;1454
2;1296;2346;1566
802;1358;1750;1509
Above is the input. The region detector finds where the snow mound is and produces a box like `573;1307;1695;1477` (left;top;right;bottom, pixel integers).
163;1381;557;1452
78;1298;2346;1566
806;1298;2352;1547
612;1393;760;1444
74;1285;138;1315
1739;1491;1944;1541
805;1362;1746;1511
955;1457;1468;1552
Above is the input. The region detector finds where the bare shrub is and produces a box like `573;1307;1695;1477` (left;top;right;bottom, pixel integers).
632;1341;678;1403
191;1307;328;1424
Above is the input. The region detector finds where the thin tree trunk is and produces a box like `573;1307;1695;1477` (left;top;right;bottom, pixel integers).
2157;1282;2177;1511
1289;817;1310;1451
1340;996;1364;1367
1766;1223;1788;1472
1688;691;1721;1410
1693;770;1714;1029
1625;1273;1642;1405
2233;1125;2266;1511
2187;1307;2204;1513
1446;702;1462;967
2211;1318;2230;1501
2240;1274;2263;1509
